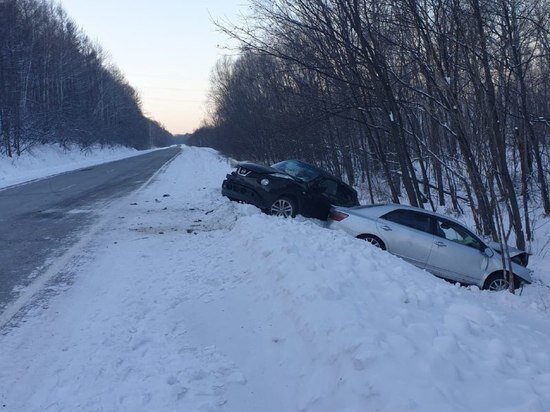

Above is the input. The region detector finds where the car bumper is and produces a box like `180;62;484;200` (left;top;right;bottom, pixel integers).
516;268;534;285
221;175;272;210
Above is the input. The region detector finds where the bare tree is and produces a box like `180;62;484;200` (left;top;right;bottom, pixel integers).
0;0;171;156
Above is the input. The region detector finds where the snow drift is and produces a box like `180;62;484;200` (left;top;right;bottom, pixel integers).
0;144;155;189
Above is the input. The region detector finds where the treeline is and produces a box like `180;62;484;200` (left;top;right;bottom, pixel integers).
193;0;550;249
0;0;172;156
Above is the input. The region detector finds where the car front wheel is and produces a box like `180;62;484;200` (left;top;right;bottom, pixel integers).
269;197;297;218
483;273;520;291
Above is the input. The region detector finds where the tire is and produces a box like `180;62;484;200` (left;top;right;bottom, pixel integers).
358;234;386;251
269;197;297;218
483;272;521;291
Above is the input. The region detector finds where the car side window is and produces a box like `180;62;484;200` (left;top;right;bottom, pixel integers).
435;219;483;250
336;184;357;204
382;209;433;234
316;179;339;197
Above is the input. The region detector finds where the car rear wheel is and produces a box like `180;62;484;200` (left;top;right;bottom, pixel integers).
269;197;297;218
358;234;386;251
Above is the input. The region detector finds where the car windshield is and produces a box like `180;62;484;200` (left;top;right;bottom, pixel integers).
271;160;321;183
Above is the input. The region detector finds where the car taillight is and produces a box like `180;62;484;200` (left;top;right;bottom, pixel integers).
329;211;349;221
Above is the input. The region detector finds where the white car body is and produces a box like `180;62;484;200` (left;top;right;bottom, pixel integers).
327;204;533;290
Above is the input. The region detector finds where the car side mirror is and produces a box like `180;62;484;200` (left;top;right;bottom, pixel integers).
482;247;494;258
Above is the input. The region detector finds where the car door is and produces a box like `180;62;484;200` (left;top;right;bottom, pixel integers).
334;183;359;207
427;218;488;283
313;180;358;207
377;209;435;269
304;177;343;219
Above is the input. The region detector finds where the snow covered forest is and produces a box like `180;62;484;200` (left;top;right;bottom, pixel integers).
192;0;550;252
0;0;173;157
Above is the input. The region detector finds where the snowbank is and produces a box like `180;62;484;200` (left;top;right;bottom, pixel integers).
1;146;550;411
0;144;157;189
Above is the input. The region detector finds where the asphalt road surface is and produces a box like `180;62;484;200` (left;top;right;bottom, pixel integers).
0;146;181;315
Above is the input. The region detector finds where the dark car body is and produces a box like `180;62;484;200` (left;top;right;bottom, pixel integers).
222;159;359;220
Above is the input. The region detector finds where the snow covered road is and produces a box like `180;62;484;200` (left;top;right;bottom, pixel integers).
1;146;550;411
0;146;180;315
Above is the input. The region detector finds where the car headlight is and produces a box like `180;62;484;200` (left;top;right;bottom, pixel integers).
260;178;270;186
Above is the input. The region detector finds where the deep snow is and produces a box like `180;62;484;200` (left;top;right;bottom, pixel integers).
1;146;550;411
0;144;158;189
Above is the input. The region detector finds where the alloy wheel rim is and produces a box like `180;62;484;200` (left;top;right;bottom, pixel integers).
271;199;293;217
366;237;381;248
488;278;509;291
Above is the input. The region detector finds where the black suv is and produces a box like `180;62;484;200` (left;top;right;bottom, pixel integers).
222;159;359;220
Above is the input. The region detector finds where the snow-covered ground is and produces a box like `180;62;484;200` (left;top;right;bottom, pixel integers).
1;146;550;411
0;144;158;189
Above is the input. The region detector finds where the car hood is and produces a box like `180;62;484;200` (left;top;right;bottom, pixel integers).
488;241;528;259
238;162;288;176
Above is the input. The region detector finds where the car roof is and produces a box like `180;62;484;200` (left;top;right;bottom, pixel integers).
349;203;466;225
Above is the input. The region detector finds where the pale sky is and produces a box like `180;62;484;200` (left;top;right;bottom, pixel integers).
58;0;248;135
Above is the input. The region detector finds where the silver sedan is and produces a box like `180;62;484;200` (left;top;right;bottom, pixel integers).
327;204;533;291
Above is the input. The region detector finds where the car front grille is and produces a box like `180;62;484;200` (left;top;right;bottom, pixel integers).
223;181;257;198
237;167;251;177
